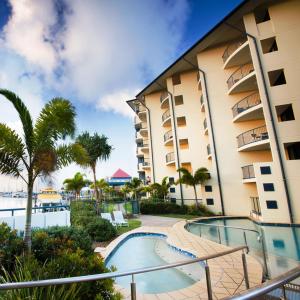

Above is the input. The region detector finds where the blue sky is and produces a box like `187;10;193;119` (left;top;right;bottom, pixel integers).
0;0;242;190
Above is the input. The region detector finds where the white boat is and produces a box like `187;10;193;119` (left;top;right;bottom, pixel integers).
37;187;68;211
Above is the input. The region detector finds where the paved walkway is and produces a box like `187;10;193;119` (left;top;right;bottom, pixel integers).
139;215;182;227
95;220;263;300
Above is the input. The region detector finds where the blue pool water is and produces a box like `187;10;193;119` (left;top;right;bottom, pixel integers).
187;218;300;278
105;233;204;294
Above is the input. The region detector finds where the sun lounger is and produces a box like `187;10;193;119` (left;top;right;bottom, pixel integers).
101;213;116;226
113;211;129;227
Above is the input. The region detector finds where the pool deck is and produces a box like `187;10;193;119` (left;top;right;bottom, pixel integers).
95;220;263;300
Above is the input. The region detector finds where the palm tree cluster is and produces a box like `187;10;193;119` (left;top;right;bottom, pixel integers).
63;172;90;199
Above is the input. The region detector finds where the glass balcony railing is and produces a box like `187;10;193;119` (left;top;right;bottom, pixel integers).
164;130;173;142
166;152;175;163
232;92;261;118
227;63;255;90
162;110;171;122
242;165;255;179
222;39;248;63
237;125;268;148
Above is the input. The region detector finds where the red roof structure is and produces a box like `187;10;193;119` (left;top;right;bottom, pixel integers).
111;168;131;179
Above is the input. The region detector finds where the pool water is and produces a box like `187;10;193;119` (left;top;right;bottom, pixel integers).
105;234;204;294
187;218;300;278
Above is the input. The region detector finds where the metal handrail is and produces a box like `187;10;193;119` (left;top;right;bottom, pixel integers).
160;91;169;103
227;63;254;90
225;266;300;300
0;245;248;300
232;93;261;118
222;39;248;63
242;165;255;179
163;130;173;142
237;125;268;148
162;110;171;122
166;152;175;163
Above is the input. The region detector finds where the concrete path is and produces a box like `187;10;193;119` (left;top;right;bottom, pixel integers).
138;214;182;227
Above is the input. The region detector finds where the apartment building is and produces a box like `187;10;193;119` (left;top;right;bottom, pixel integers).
127;0;300;224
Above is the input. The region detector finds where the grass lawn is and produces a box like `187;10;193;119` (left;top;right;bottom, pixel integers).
116;218;141;235
149;214;199;220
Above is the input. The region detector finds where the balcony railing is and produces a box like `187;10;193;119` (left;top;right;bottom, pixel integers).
232;92;261;118
166;152;175;163
140;122;147;130
242;165;255;179
137;104;146;113
207;144;211;156
203;118;207;130
200;95;204;106
222;39;247;63
227;63;254;90
160;91;169;103
162;110;171;122
164;130;173;142
237;125;268;148
142;158;150;167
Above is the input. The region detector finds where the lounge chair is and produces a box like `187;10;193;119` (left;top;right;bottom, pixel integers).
113;211;129;227
101;213;116;226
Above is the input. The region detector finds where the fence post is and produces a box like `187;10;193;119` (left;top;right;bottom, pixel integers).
205;261;213;300
242;252;250;289
130;274;137;300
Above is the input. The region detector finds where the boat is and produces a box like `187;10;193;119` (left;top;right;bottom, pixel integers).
37;187;68;211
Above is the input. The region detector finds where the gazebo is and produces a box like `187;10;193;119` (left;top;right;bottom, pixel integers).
107;168;132;187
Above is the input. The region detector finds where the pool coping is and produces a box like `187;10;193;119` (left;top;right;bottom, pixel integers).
95;220;263;300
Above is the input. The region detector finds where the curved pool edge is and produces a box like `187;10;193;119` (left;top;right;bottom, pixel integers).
95;222;263;299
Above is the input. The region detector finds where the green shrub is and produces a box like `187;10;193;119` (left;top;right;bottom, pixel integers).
187;204;215;216
86;218;117;242
0;223;25;274
140;201;188;215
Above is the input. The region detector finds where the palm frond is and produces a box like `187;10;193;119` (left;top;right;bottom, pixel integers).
194;167;211;184
0;89;34;156
0;151;22;177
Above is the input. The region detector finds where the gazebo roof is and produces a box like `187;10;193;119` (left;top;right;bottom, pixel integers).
111;168;131;179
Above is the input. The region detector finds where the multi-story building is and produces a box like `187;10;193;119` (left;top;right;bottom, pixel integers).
127;0;300;224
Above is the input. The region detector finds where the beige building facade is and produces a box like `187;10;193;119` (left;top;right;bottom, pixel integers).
127;0;300;224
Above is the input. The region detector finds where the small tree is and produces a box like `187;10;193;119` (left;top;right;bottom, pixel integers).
176;167;210;207
120;185;131;200
63;172;89;199
125;177;142;201
151;176;170;201
90;178;109;200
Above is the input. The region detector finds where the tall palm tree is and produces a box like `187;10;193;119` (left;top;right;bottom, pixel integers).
63;172;89;199
76;132;112;205
151;176;170;201
125;177;142;200
0;89;87;252
176;167;211;207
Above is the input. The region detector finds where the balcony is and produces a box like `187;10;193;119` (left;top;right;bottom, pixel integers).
140;141;149;153
166;152;175;166
162;109;171;127
203;118;208;135
227;63;256;95
222;39;250;69
160;91;169;109
200;95;205;112
242;165;256;183
232;92;263;122
137;104;147;120
237;125;270;151
136;146;144;157
142;158;151;170
164;130;173;146
134;116;142;130
207;144;212;159
139;122;148;136
135;131;143;142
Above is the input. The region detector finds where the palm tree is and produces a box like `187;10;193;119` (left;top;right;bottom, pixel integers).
141;185;153;198
120;185;131;200
103;186;115;200
0;89;87;252
76;132;112;205
63;172;89;199
90;178;109;200
151;177;170;201
176;167;211;207
125;177;142;200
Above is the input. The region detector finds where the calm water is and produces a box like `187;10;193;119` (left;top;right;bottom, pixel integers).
187;218;300;278
106;235;204;294
0;197;27;217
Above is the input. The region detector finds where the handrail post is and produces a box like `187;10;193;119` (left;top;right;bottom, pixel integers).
131;274;137;300
242;252;250;289
199;225;202;237
260;231;269;279
205;261;213;300
217;226;221;244
243;231;249;253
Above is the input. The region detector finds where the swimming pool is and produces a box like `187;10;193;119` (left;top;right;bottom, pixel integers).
105;233;204;294
187;217;300;278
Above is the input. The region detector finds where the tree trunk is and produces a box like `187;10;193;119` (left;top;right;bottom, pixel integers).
92;164;100;214
24;179;34;253
193;185;199;208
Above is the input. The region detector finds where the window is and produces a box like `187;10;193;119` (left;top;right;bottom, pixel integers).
254;8;270;24
268;69;286;86
263;183;275;191
205;185;212;192
172;74;181;85
170;198;176;203
273;240;285;249
276;104;295;122
261;37;278;54
206;198;214;205
177;116;186;127
266;200;278;209
175;95;184;106
170;187;176;193
169;177;175;185
179;139;189;149
260;166;271;175
284;142;300;160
